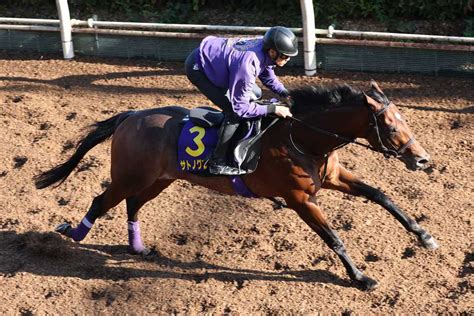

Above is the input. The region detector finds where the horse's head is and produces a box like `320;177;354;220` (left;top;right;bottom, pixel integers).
289;82;430;171
363;80;430;171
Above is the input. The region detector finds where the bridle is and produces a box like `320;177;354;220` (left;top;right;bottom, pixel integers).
369;101;415;158
286;100;415;180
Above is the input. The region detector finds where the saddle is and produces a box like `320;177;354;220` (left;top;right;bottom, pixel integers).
177;107;276;176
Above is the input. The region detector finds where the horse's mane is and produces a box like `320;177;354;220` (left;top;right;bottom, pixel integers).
289;83;366;114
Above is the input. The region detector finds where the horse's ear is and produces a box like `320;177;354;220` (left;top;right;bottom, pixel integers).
364;92;383;112
370;80;383;94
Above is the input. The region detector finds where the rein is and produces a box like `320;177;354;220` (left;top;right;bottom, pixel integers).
287;102;414;161
288;116;372;153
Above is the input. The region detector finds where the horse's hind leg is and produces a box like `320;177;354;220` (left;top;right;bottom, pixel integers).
323;165;439;249
126;179;175;255
286;195;378;290
56;182;127;242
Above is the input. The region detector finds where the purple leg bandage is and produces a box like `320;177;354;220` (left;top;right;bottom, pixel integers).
70;214;95;242
128;221;145;254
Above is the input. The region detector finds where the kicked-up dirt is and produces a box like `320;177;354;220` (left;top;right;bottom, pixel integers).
0;51;472;314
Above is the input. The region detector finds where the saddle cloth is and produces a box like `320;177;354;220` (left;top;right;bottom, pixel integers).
177;107;262;176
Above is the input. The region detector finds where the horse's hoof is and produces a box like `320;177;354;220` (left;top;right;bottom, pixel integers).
139;248;154;256
421;236;439;250
355;275;379;291
273;202;285;210
128;246;155;256
55;223;72;237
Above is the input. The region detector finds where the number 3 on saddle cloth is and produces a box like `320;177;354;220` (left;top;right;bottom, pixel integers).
177;107;264;198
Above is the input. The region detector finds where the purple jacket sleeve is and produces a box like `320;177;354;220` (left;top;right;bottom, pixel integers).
259;66;288;97
228;57;269;118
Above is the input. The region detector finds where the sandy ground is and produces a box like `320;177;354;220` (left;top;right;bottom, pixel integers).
0;51;472;314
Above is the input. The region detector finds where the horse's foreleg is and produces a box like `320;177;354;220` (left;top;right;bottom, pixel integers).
126;179;174;255
322;165;438;250
286;196;378;290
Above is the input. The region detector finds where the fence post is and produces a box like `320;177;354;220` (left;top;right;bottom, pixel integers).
56;0;74;59
300;0;317;76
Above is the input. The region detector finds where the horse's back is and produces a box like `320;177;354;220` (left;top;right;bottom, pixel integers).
111;106;190;182
117;106;188;133
134;105;189;120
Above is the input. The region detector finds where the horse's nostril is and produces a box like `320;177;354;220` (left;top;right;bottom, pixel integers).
417;158;429;165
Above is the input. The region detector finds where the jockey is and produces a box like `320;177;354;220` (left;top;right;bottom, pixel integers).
185;26;297;175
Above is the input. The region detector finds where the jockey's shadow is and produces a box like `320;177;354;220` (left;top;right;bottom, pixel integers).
0;230;349;288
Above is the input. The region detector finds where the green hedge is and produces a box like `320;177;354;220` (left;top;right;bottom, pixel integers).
1;0;469;23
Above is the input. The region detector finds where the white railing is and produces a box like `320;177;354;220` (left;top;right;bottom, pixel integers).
1;0;473;72
4;16;474;44
56;0;73;59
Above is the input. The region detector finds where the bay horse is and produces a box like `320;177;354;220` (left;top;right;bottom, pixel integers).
34;80;438;290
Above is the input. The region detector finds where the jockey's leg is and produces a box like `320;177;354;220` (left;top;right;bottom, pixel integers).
208;113;241;175
184;48;231;111
185;49;260;175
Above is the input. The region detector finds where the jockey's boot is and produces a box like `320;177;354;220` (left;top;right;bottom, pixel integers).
208;115;241;175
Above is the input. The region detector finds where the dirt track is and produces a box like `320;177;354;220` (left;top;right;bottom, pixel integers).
0;51;472;314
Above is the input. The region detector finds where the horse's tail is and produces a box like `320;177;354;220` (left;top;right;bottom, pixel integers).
34;111;135;189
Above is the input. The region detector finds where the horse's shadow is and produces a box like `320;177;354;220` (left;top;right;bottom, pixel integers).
0;230;350;288
0;69;194;96
0;52;192;96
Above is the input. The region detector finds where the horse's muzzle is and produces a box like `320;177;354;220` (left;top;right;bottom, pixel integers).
402;153;430;171
415;155;430;169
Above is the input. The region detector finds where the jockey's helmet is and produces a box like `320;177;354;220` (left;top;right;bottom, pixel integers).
263;26;298;57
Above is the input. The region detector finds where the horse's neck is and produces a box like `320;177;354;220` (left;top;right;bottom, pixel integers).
292;106;369;156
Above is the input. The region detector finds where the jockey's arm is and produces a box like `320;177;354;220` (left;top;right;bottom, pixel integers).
228;60;276;118
259;66;289;98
